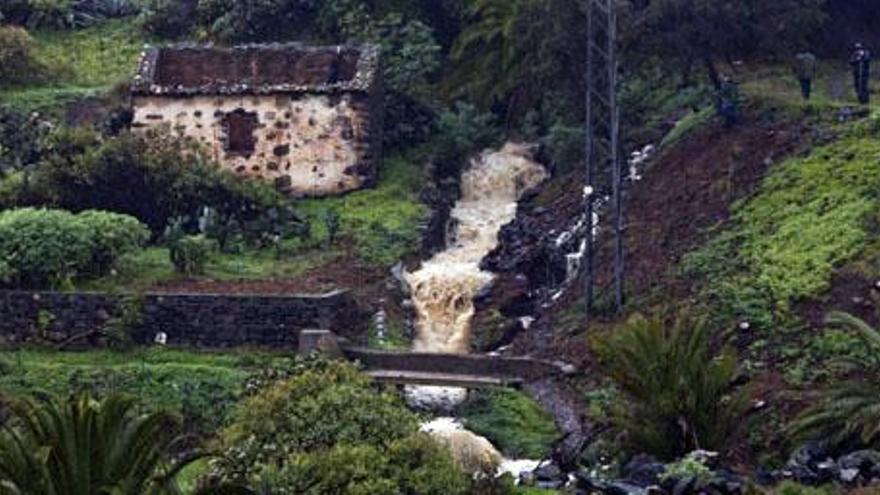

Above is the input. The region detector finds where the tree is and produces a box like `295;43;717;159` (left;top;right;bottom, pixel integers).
629;0;828;88
446;0;585;122
0;393;200;494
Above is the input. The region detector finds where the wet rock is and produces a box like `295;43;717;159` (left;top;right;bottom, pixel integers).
534;462;563;481
519;470;536;487
623;454;666;487
815;459;840;482
533;462;567;490
787;441;830;471
839;450;880;472
840;468;860;484
671;476;695;495
575;472;648;495
389;262;410;297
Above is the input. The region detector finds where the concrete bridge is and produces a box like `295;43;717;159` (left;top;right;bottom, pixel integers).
299;330;574;389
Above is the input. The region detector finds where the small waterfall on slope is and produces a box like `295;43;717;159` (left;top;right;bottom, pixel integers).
404;143;548;409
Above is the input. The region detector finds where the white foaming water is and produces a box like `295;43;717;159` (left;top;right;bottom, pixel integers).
421;418;539;481
405;143;547;408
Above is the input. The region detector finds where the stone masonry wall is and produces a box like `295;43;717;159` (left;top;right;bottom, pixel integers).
0;290;366;349
132;92;379;197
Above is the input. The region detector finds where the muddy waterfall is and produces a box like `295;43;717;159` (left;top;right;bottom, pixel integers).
404;143;547;407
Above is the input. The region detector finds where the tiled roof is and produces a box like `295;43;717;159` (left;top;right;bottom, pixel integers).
132;43;380;96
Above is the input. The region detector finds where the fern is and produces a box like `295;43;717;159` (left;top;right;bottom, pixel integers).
593;314;748;460
791;310;880;447
0;393;232;494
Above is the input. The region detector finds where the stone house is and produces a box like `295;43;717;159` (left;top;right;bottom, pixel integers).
131;43;382;197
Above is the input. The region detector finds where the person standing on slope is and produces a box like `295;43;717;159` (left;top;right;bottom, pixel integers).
850;42;873;104
794;52;816;100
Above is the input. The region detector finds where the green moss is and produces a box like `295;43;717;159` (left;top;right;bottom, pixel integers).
458;388;559;459
298;152;428;266
682;136;880;329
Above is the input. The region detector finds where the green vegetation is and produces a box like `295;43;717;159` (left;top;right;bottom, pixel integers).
458;388;559;459
790;311;880;447
0;20;143;112
0;26;51;87
683;135;880;330
76;247;336;292
0;208;148;289
169;235;214;276
210;360;472;494
0;393;199;494
298;153;428;265
592;314;746;460
0;347;288;435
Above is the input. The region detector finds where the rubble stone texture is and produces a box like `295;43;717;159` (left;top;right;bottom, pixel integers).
131;44;383;197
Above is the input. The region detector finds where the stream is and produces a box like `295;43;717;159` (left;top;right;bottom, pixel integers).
403;142;549;477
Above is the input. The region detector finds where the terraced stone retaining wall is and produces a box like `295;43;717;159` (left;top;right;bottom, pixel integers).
0;290;365;348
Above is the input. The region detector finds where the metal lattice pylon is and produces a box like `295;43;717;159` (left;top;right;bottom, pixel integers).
584;0;624;319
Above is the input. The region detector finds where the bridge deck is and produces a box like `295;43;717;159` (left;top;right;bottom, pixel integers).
366;370;523;388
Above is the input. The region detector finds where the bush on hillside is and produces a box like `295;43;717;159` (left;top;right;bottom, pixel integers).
592;314;748;460
0;208;148;288
169;235;214;276
76;210;151;274
209;360;471;493
432;102;500;172
458;388;559;459
27;128;308;245
790;311;880;448
25;0;77;29
137;0;196;38
196;0;319;42
0;26;49;86
261;436;471;495
0;106;50;172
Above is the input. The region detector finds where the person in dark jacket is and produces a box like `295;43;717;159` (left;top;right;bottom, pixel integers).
716;75;740;127
850;42;873;104
794;52;817;100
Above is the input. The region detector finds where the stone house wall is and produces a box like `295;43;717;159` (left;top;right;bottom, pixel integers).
130;44;382;197
132;92;378;196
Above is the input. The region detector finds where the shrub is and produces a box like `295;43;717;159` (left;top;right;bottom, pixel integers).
210;360;462;492
137;0;196;38
75;0;139;22
592;314;748;460
0;393;196;494
432;102;500;170
0;106;50;172
26;0;77;29
0;208;148;288
262;436;471;495
0;26;49;86
790;311;880;447
458;388;559;459
28;128;308;244
77;210;151;274
197;0;319;42
169;235;214;276
0;170;27;208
